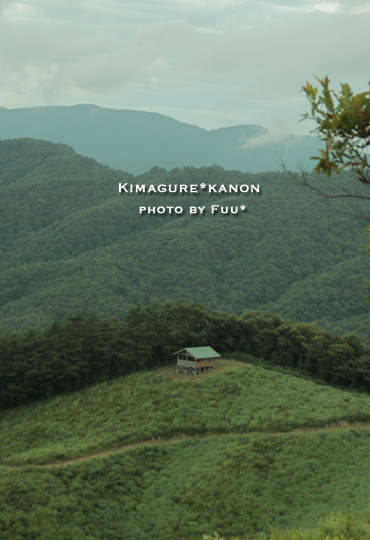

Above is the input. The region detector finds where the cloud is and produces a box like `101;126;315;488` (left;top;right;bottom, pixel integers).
1;12;368;94
0;0;14;13
167;0;244;9
310;0;370;13
0;0;369;132
241;129;298;149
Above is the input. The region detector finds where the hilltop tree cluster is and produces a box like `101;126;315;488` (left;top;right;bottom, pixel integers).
0;300;369;409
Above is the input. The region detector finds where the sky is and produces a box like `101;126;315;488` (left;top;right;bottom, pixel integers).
0;0;369;133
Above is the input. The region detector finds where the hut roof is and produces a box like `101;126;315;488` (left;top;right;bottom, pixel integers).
173;346;221;359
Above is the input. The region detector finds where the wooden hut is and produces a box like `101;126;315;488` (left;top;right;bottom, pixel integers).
174;346;221;375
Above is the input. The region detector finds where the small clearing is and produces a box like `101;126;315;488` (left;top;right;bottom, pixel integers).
156;358;248;381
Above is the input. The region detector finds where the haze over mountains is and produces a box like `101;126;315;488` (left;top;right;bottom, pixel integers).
0;105;322;175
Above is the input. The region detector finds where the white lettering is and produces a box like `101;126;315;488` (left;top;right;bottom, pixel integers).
189;206;206;214
118;183;129;193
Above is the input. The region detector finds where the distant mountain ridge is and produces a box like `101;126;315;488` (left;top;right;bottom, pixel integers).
0;105;321;174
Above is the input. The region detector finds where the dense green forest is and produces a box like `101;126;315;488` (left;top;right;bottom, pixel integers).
1;302;370;410
2;136;370;538
0;138;369;337
2;41;369;540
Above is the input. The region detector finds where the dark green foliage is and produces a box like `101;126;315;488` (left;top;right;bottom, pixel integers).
0;138;369;336
0;312;125;408
2;430;370;539
1;302;370;410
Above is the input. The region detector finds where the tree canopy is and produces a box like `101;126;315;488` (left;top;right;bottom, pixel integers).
1;302;369;410
1;139;369;338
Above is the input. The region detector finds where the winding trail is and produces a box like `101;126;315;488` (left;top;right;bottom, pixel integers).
7;420;370;469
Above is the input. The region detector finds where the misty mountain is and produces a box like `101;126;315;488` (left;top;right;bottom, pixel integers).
0;105;322;174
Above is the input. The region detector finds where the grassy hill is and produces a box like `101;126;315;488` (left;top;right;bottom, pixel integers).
0;138;369;336
2;360;370;539
0;105;322;174
3;359;370;467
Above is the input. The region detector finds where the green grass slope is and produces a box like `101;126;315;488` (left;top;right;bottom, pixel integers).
3;363;370;539
2;364;370;539
0;138;369;335
2;363;370;466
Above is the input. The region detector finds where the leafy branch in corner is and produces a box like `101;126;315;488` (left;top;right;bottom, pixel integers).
286;76;370;221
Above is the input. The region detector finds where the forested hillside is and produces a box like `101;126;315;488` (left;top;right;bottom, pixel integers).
0;138;369;336
2;304;369;410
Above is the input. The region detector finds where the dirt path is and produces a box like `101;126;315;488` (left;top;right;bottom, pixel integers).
8;420;370;469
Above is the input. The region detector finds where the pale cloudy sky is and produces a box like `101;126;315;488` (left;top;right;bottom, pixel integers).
0;0;369;132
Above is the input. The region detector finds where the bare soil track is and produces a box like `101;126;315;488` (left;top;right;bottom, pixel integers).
7;420;370;469
4;361;370;469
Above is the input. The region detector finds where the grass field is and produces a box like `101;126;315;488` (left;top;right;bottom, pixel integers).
3;360;370;539
2;429;370;539
2;360;370;466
